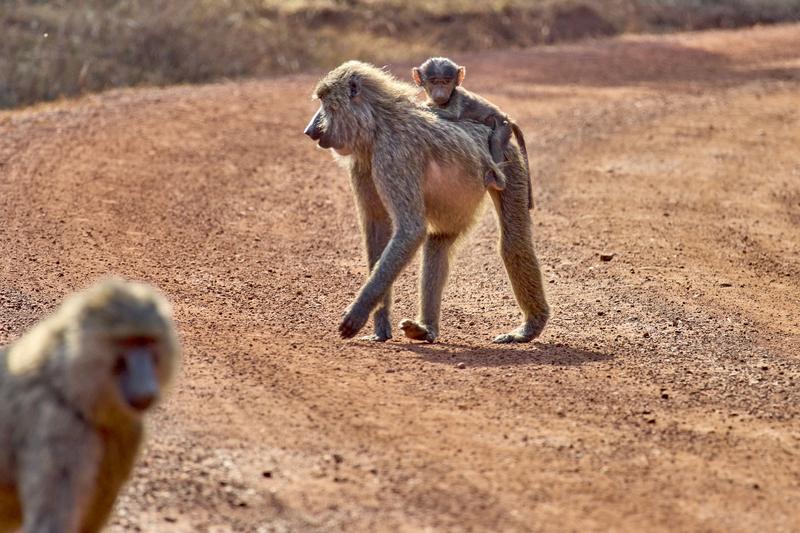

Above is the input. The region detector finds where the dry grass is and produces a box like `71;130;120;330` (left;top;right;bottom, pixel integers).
1;0;798;108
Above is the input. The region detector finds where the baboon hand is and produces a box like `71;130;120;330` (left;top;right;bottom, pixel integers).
339;304;370;339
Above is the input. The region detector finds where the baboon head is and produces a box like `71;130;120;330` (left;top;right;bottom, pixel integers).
412;57;465;106
304;60;417;155
9;279;181;425
70;280;180;424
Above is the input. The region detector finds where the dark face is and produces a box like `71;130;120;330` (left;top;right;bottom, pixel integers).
113;335;161;412
412;58;464;107
425;77;457;106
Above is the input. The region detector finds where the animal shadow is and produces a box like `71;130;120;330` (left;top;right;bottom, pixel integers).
405;341;613;368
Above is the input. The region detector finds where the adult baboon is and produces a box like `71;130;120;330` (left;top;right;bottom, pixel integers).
0;279;180;533
304;61;549;343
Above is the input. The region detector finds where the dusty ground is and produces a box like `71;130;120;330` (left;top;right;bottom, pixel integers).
1;23;798;533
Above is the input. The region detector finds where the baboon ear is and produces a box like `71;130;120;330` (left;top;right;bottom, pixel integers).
456;66;465;85
348;77;361;98
411;68;423;86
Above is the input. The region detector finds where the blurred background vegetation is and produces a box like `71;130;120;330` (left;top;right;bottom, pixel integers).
2;0;799;108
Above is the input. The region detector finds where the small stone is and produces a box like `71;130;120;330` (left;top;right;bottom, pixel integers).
262;471;273;478
719;281;733;287
599;253;615;262
643;332;650;338
456;362;466;369
661;393;669;400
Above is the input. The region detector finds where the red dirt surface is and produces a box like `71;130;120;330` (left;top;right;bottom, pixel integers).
1;24;799;533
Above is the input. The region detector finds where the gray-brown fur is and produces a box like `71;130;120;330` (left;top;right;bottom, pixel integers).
304;60;548;343
412;57;534;209
0;279;180;532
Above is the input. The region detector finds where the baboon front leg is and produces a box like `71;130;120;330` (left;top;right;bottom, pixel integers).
490;173;549;343
340;155;427;339
340;223;425;339
349;157;394;341
362;218;393;341
400;233;456;343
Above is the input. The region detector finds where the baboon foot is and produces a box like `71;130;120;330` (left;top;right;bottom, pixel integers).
399;319;437;343
484;169;506;191
492;316;547;344
339;304;370;339
358;333;391;342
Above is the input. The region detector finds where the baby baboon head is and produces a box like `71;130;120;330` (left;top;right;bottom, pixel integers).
412;57;464;106
304;61;417;155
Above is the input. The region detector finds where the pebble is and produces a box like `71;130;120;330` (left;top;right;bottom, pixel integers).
456;362;466;369
599;253;615;262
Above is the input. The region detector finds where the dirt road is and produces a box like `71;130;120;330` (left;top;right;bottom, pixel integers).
1;24;798;532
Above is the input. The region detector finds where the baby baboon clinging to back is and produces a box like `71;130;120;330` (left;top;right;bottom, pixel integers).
305;60;548;343
412;56;534;209
0;279;180;533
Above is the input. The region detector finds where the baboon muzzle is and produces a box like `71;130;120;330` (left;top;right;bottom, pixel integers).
304;108;323;141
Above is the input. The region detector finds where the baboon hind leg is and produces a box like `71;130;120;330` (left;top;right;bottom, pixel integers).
400;233;457;343
490;160;549;343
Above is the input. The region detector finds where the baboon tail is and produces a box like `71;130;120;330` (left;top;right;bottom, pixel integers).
511;123;533;210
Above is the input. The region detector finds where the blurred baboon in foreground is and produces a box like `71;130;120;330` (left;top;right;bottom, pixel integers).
0;279;180;532
304;60;549;343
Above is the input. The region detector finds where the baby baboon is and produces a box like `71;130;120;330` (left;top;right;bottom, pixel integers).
0;279;180;533
304;60;549;343
412;57;534;209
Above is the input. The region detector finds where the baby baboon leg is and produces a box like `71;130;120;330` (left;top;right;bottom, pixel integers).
400;233;456;343
484;164;507;192
485;117;513;191
490;117;513;165
490;175;549;343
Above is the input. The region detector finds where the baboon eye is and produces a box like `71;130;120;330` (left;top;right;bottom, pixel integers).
113;356;127;375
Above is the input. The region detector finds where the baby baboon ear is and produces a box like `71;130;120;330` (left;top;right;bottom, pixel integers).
348;76;361;98
456;66;465;86
411;67;423;86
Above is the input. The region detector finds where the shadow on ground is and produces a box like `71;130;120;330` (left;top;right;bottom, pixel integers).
404;341;613;368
